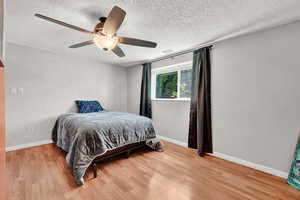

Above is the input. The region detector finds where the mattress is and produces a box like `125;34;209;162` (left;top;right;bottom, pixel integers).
52;111;156;184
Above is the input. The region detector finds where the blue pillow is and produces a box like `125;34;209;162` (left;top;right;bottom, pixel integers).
75;100;104;113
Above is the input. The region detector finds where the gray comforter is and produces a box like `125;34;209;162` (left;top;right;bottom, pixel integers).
52;111;156;185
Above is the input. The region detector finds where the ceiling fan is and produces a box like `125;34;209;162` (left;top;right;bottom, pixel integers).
35;6;157;57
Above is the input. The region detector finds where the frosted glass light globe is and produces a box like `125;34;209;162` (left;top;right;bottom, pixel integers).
93;34;118;50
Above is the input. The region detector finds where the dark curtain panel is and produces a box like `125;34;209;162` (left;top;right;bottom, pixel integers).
139;63;152;118
188;47;213;156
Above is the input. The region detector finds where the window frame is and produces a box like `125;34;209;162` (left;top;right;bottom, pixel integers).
151;61;192;101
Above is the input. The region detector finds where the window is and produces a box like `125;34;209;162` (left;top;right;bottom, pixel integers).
180;69;192;98
152;61;192;100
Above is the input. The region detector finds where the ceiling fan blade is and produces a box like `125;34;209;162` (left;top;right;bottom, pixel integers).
112;45;125;57
103;6;126;36
118;37;157;48
69;40;94;48
35;14;93;34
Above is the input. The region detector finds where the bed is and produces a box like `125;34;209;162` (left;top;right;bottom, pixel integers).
52;111;157;185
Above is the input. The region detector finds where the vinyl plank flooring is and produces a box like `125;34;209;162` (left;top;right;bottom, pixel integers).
6;141;300;200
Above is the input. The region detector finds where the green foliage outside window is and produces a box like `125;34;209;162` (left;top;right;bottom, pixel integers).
156;72;178;98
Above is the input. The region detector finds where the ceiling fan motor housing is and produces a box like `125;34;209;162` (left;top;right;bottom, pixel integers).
94;17;107;33
99;17;107;23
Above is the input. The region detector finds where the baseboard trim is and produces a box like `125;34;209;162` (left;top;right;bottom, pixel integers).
6;139;53;152
157;135;288;179
212;152;288;179
158;135;188;147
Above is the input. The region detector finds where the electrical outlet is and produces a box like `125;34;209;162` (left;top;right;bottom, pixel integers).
26;127;34;134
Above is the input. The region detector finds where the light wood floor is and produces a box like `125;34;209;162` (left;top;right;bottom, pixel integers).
6;141;300;200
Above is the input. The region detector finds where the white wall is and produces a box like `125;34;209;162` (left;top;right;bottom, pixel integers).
126;21;300;173
212;21;300;173
127;65;142;115
5;43;127;147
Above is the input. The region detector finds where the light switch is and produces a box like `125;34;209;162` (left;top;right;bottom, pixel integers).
10;88;17;96
17;88;24;96
10;87;24;96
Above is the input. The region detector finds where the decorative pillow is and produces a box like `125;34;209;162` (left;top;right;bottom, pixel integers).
75;100;104;113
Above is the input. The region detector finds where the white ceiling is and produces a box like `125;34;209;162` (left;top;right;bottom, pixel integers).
6;0;300;66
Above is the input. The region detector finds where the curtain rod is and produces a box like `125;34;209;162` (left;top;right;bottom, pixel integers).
145;44;214;64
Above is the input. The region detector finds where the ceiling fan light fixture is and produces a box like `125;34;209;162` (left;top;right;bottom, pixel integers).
35;6;157;58
93;34;118;51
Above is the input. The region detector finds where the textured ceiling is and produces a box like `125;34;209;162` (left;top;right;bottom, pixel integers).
6;0;300;66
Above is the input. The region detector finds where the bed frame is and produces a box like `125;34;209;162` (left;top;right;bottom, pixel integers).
91;141;149;178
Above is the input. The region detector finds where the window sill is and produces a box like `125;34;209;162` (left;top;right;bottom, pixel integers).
151;98;190;102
